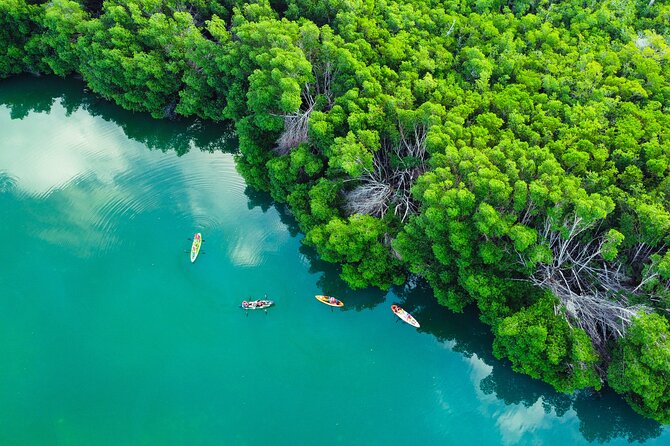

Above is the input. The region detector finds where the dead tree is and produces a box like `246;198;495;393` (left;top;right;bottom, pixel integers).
274;57;335;155
274;103;314;156
343;149;394;217
344;122;428;222
393;122;429;221
519;214;655;353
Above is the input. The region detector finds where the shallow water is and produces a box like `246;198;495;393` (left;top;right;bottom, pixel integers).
0;76;668;445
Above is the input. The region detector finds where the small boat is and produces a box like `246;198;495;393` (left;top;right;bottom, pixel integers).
190;232;202;263
241;299;274;310
315;295;344;307
391;304;420;328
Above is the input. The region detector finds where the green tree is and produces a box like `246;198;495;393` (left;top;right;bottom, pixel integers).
0;0;38;77
28;0;89;76
493;293;602;393
608;313;670;424
306;215;405;289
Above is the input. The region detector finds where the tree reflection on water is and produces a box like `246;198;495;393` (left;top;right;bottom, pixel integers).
2;73;664;444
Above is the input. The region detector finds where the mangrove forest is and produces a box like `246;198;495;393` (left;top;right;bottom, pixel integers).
2;0;670;423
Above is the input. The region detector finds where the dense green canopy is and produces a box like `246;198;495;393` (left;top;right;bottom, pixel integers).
2;0;670;423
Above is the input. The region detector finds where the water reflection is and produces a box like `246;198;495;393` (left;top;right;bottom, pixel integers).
0;75;245;260
1;74;666;444
394;279;665;443
0;108;132;198
243;188;388;310
244;186;303;238
0;75;236;156
240;160;667;442
0;171;18;193
299;243;387;311
573;390;662;443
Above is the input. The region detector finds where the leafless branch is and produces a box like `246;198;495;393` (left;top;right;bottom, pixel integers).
518;214;662;353
274;105;313;155
445;19;456;37
273;55;335;155
344;122;428;222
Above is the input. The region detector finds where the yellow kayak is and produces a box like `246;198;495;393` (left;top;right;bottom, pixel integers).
315;295;344;307
190;233;202;263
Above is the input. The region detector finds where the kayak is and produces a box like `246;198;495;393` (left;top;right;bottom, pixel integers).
241;299;274;310
391;304;420;328
315;295;344;307
190;232;202;263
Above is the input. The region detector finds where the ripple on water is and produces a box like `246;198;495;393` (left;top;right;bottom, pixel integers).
227;217;286;268
0;171;18;193
113;156;174;212
228;234;265;267
190;159;244;196
4;118;128;200
7;108;246;260
181;182;277;268
167;151;246;224
211;155;246;195
33;184;119;259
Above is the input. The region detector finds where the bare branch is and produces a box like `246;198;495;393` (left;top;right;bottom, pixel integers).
518;214;661;353
445;19;456;37
274;50;335;155
343;121;428;222
343;179;393;217
274;105;313;155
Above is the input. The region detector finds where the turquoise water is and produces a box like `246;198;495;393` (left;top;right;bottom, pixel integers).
0;76;668;445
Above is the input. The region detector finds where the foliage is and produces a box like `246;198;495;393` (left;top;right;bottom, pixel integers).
305;214;405;289
4;0;670;422
27;0;90;76
0;0;39;77
608;313;670;424
493;293;602;393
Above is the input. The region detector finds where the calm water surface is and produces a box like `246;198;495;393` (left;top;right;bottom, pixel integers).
1;76;668;445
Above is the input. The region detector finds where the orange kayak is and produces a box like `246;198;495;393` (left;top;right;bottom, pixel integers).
391;304;420;328
315;295;344;307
